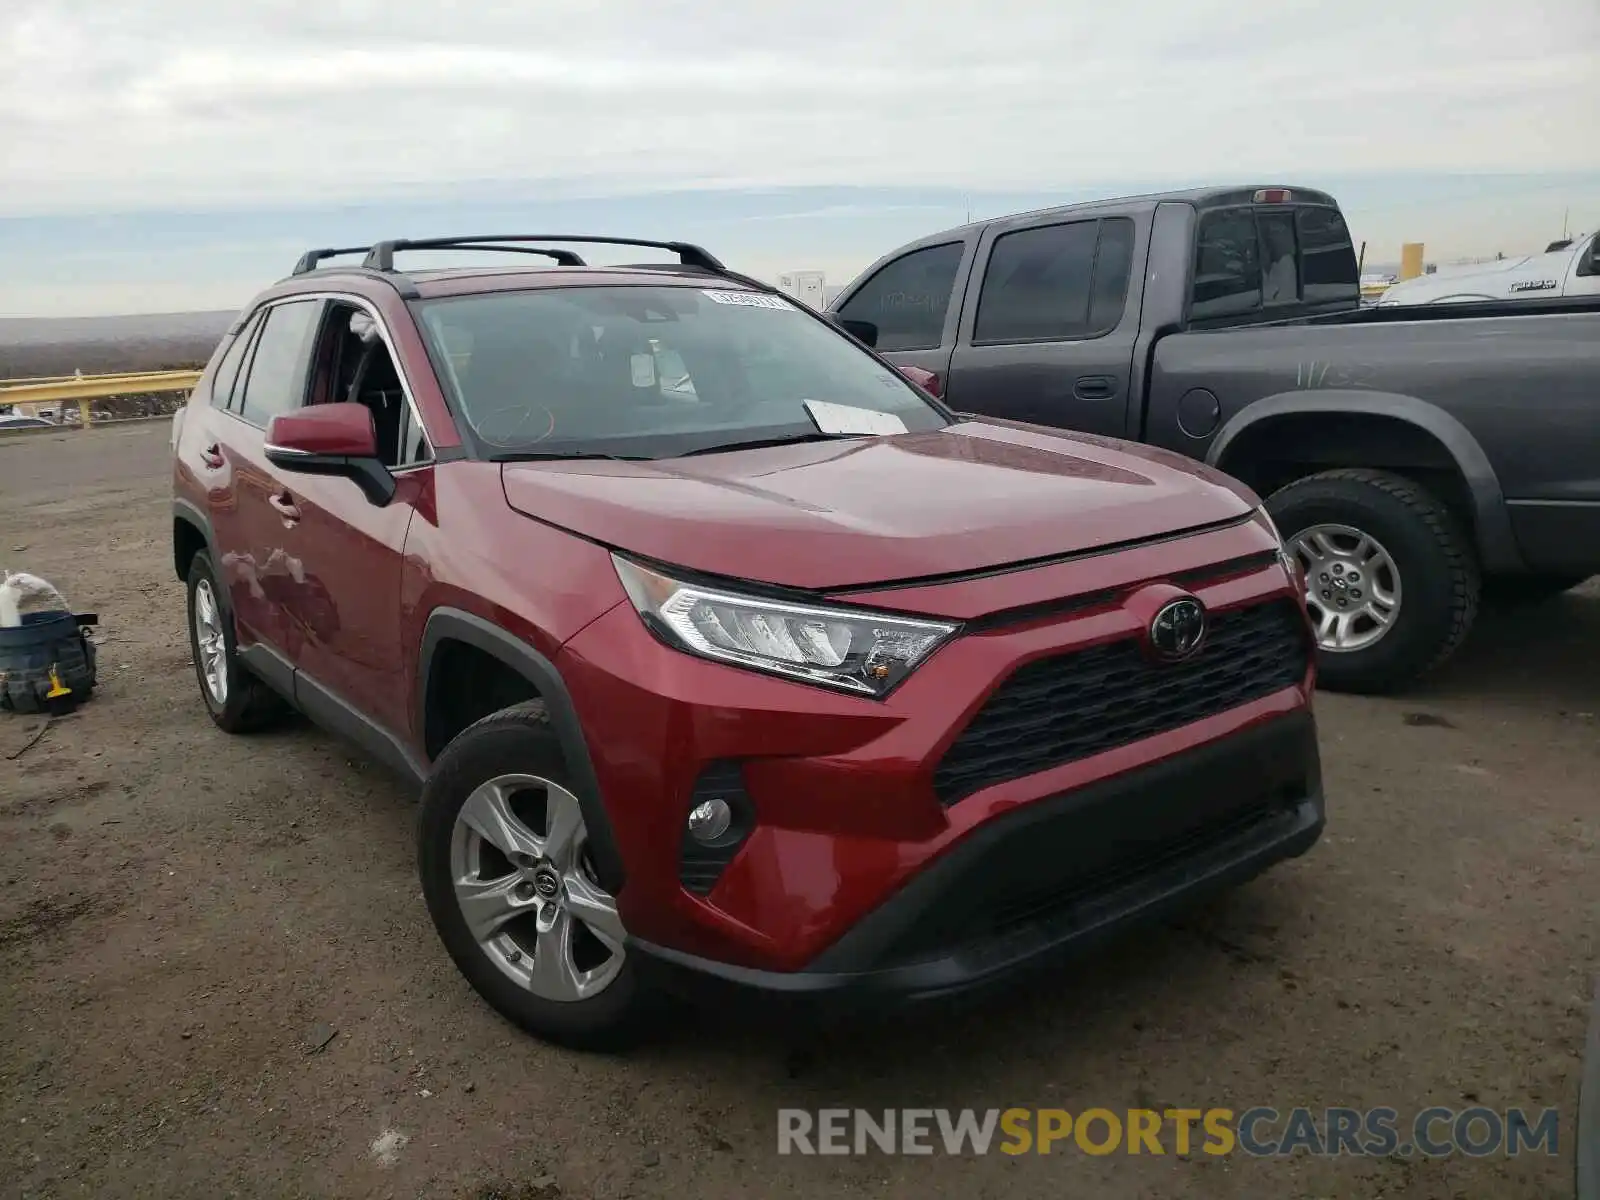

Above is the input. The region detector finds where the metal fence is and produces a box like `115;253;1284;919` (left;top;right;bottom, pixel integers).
0;369;202;433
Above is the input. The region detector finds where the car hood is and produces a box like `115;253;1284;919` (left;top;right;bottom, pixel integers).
500;419;1258;589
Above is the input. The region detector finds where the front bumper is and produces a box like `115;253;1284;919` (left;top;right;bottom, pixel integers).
627;710;1323;1011
557;516;1315;975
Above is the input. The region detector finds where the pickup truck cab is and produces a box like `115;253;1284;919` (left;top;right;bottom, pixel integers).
831;185;1600;693
1379;230;1599;305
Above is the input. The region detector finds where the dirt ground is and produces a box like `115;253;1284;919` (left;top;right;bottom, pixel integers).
2;423;1597;1200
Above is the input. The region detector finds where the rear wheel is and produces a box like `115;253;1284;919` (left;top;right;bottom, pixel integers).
417;701;652;1051
1265;469;1479;694
184;550;288;732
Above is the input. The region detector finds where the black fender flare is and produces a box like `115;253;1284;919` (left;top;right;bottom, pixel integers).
172;498;219;585
1205;389;1524;573
416;608;625;894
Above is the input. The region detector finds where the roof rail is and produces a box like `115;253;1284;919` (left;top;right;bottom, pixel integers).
359;235;726;273
291;246;373;275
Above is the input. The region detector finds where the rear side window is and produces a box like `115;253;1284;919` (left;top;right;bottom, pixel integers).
834;242;963;352
1191;209;1262;320
238;300;321;427
974;218;1134;343
210;313;262;411
1297;207;1360;303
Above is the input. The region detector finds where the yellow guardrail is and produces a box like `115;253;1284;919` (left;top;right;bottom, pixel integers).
0;369;202;429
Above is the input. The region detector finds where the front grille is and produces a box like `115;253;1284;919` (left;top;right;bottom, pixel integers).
933;599;1308;806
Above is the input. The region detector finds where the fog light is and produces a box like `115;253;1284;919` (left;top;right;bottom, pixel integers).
687;798;733;844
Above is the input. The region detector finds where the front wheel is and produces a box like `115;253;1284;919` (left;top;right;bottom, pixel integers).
417;701;652;1051
1265;469;1480;695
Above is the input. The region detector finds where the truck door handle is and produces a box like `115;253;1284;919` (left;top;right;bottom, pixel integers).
200;443;225;469
1073;376;1116;400
268;490;301;526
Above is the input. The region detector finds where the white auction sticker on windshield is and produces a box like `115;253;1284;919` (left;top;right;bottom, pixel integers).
702;290;794;310
803;399;907;436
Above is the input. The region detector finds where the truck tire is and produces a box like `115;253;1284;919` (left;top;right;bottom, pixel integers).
1482;574;1589;608
1265;469;1479;695
417;701;654;1051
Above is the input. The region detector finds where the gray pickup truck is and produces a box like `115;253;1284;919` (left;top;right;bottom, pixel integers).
829;185;1600;693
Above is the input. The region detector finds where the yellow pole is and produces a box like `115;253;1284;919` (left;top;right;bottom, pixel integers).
1399;243;1425;281
78;396;93;428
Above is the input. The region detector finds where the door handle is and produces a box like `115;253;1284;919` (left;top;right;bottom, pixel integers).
268;490;301;525
1073;375;1116;400
200;443;225;469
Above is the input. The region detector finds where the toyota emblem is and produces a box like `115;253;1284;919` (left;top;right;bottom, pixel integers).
1149;597;1207;661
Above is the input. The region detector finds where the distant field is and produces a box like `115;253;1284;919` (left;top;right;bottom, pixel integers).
0;310;234;377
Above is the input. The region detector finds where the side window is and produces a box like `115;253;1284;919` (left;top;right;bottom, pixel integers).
1191;209;1262;321
1297;207;1360;303
974;219;1135;343
210;313;262;411
315;302;432;470
238;300;322;427
835;242;963;352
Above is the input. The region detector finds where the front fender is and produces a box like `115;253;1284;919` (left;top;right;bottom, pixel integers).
1206;389;1523;573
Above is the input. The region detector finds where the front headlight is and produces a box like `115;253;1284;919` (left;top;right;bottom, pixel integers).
612;555;958;698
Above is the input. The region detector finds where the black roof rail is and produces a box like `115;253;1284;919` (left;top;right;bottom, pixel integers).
360;235;726;273
292;246;372;275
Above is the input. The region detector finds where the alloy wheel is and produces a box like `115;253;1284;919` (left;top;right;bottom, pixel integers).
449;773;626;1002
192;578;229;705
1288;522;1403;652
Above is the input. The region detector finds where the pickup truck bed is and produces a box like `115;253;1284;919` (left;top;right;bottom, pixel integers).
831;186;1600;692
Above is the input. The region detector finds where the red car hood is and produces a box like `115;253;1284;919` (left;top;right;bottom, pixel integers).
500;419;1258;589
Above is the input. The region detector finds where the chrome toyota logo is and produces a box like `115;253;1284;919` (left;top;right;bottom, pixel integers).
532;868;561;899
1149;597;1207;661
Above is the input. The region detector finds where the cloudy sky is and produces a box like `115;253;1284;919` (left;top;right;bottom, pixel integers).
2;0;1598;316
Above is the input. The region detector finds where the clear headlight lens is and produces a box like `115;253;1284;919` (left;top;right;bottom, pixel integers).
613;555;958;698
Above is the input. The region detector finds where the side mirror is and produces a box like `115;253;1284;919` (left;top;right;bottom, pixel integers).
895;364;943;400
264;403;395;506
829;315;879;348
1581;237;1600;278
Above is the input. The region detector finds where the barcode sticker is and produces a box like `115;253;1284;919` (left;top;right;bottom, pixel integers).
702;290;794;310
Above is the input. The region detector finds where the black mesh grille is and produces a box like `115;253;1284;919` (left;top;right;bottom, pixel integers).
933;599;1309;806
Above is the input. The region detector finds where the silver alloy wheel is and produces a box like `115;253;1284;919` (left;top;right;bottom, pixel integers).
1288;522;1403;652
449;773;626;1002
192;578;229;705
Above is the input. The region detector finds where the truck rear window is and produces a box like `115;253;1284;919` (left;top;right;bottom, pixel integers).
1190;206;1358;321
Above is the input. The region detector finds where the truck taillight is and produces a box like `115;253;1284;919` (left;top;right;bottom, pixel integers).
1253;188;1293;204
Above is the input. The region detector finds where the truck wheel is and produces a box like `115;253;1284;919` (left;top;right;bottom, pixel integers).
1265;469;1480;695
417;701;652;1051
185;550;288;732
1482;574;1589;608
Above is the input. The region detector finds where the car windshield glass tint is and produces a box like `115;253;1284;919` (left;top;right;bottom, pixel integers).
416;286;947;457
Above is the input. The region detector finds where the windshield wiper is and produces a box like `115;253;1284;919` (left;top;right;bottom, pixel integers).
492;450;647;462
676;432;864;458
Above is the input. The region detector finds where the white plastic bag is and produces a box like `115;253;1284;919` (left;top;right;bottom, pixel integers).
0;571;71;628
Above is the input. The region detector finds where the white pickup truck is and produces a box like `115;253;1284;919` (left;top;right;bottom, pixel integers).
1379;229;1599;305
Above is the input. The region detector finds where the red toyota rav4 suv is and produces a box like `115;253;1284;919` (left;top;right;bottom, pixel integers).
171;235;1324;1048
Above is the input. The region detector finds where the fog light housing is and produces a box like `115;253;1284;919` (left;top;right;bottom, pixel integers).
687;798;733;844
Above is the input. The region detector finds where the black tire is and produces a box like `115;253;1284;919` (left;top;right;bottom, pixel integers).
184;550;288;733
417;701;653;1051
1482;574;1590;609
1265;469;1480;695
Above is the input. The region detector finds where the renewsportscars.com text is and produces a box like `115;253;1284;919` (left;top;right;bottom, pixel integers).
777;1106;1559;1158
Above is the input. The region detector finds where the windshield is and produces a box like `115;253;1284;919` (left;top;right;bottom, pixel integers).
416;285;947;458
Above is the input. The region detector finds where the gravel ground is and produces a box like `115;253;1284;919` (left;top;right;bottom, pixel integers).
2;423;1597;1200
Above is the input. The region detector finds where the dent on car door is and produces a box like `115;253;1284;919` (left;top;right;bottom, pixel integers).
278;300;425;739
226;298;327;660
945;217;1140;437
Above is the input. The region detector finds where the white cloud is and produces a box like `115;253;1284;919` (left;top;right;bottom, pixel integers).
2;0;1597;213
